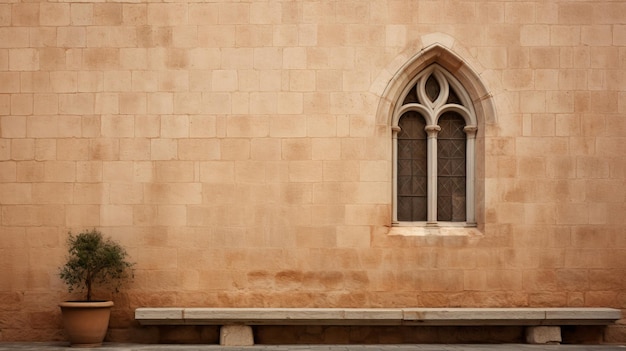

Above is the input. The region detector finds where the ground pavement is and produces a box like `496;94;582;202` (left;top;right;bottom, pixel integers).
0;343;625;351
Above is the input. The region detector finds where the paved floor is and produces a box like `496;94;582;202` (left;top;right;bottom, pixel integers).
0;343;625;351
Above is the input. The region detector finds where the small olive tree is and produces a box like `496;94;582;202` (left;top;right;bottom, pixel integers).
59;229;134;301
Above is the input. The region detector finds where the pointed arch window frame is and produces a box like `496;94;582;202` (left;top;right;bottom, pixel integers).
392;63;478;227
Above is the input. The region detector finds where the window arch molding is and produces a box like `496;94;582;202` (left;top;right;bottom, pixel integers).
375;41;496;232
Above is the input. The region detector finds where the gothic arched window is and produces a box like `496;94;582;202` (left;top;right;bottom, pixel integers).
392;64;477;226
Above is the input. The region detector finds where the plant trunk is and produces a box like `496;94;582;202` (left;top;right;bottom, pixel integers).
86;277;92;301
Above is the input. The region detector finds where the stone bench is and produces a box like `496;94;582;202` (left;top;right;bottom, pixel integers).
134;307;621;346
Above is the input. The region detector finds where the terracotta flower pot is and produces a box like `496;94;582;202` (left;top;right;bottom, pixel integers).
59;301;114;348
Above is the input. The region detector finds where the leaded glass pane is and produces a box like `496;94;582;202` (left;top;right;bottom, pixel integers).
437;113;466;222
397;112;427;222
446;87;462;105
425;74;440;102
402;84;419;104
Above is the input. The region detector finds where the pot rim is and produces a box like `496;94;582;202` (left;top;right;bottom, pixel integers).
59;301;114;308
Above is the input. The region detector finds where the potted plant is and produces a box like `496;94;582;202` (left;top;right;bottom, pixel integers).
58;229;133;347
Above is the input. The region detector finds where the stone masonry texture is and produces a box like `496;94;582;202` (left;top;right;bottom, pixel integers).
0;0;625;344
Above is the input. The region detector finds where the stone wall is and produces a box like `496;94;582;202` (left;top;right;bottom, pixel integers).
0;0;625;343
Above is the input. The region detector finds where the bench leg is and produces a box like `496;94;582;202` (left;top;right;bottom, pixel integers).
525;326;562;344
220;325;254;346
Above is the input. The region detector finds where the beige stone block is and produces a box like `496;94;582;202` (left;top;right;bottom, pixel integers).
160;115;189;138
59;93;94;115
20;72;52;93
344;204;388;225
218;2;249;24
323;160;359;181
289;161;323;182
120;48;147;70
77;72;103;93
118;92;146;114
70;3;93;25
154;161;194;183
42;161;75;182
38;48;64;71
93;3;121;25
144;183;202;204
277;93;303;114
558;2;593;24
100;115;133;138
103;161;133;183
11;94;32;116
0;183;31;204
187;115;216;138
556;203;589;225
281;139;311;160
34;139;56;161
359;160;389;182
526;326;561;344
188;3;218;25
146;92;173;115
311;138;340;161
0;28;29;49
250;138;281;160
56;139;89;161
211;70;238;92
202;92;231;114
233;161;265;183
336;226;370;248
520;25;549;47
172;26;198;48
12;3;39;26
0;50;7;72
227;115;268;137
198;25;235;47
94;93;119;115
130;71;157;92
32;183;72;204
66;204;100;227
73;183;107;204
220;139;250;160
40;3;69;26
221;48;253;69
253;47;282;70
0;72;21;93
0;160;16;181
172;92;200;114
49;71;77;93
101;205;133;226
90;138;119;161
75;161;102;182
110;183;143;206
0;94;7;115
11;139;34;161
283;47;307;69
82;48;119;70
199;161;234;183
119;139;150;161
131;115;158;138
1;116;26;138
219;325;253;346
0;4;9;26
150;139;177;160
249;92;276;114
9;49;38;71
177;139;220;161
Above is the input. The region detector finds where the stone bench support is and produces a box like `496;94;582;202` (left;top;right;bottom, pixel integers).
135;307;621;346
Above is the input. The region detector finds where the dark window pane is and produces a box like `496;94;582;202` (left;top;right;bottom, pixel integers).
437;113;466;222
402;84;419;104
397;112;427;221
446;87;462;105
425;74;440;102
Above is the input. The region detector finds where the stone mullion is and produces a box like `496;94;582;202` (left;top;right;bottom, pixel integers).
464;126;478;225
425;124;441;224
